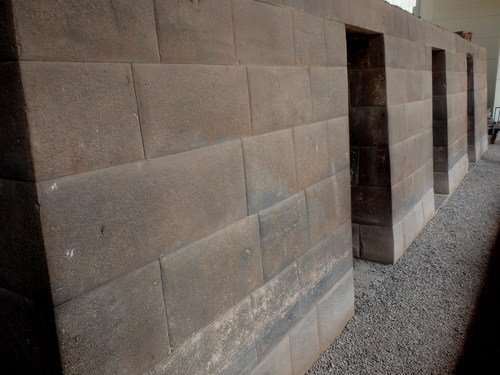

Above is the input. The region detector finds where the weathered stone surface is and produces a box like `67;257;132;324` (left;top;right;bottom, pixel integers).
349;68;387;107
293;12;326;66
21;62;144;180
12;0;159;62
133;64;251;158
220;344;258;375
38;141;247;305
154;0;235;64
289;308;320;375
250;337;292;375
327;116;350;175
385;68;407;105
252;263;301;358
310;67;349;121
248;66;313;135
389;142;405;185
359;224;395;263
349;106;389;146
297;235;336;293
242;129;298;214
160;216;262;348
55;262;169;375
294;122;329;190
351;185;392;226
346;33;385;69
325;20;347;67
358;146;391;187
317;270;355;351
387;104;405;145
285;0;325;16
259;193;309;281
306;169;351;245
352;223;360;258
233;0;294;65
148;298;255;375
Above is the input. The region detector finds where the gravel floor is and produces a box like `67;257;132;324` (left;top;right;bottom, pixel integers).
308;143;500;375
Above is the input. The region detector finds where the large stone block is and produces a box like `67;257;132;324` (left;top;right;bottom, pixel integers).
317;270;355;351
294;122;329;190
285;0;325;16
243;129;298;215
351;185;392;226
386;68;407;105
358;146;391;187
133;64;251;158
349;68;387;107
148;298;255;375
21;62;144;180
160;216;263;348
289;308;320;375
346;34;385;69
310;67;349;122
306;169;351;245
233;0;294;65
293;12;326;66
387;104;405;145
54;262;169;375
349;106;389;146
327;116;350;175
38;141;247;305
154;0;235;64
325;20;347;67
259;193;309;281
359;224;396;263
250;337;292;375
252;263;301;359
12;0;159;62
247;66;313;135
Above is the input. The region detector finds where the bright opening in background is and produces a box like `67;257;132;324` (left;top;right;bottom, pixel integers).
385;0;418;13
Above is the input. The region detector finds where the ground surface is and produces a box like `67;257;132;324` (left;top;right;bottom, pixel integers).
308;143;500;375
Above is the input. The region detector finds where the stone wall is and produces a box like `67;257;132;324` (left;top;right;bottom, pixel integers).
0;1;488;374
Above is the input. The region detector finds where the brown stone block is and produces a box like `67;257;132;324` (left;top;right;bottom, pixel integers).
310;67;349;122
133;63;251;158
294;122;329;190
325;0;351;23
346;34;385;69
55;262;169;375
293;12;326;66
160;216;263;348
307;169;351;245
432;71;447;96
349;107;389;146
259;193;309;281
325;20;347;67
347;0;385;33
248;66;313;135
252;262;301;358
0;2;17;61
351;185;392;226
250;337;292;375
148;298;255;375
386;68;407;105
349;68;387;107
233;0;294;65
12;0;159;62
285;0;325;16
155;0;235;64
289;308;320;375
317;270;354;351
243;129;298;214
21;62;144;180
358;146;391;187
39;141;247;305
433;95;448;121
327;117;350;175
359;225;395;263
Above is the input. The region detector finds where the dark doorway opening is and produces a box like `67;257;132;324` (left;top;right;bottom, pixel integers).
466;54;475;161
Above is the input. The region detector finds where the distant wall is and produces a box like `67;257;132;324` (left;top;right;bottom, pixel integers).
0;1;488;374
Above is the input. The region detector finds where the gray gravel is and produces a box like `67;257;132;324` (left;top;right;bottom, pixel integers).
308;143;500;375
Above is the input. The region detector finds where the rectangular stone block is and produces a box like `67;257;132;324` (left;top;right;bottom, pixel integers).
359;224;395;264
248;66;313;135
293;12;326;66
12;0;159;62
384;35;410;70
250;337;292;375
306;168;351;245
233;0;294;65
285;0;325;16
294;122;329;190
38;141;247;305
221;344;258;375
310;67;348;122
148;298;255;375
325;20;347;67
54;262;169;375
349;106;389;146
289;308;320;375
252;263;301;359
407;70;424;102
387;104;405;145
386;68;407;105
346;33;385;69
434;171;450;195
297;235;336;293
327;117;350;175
259;193;309;281
390;142;405;185
21;62;144;180
349;68;387;107
160;216;263;348
154;0;235;64
243;130;298;214
133;64;251;158
351;185;392;227
357;146;391;187
317;270;355;352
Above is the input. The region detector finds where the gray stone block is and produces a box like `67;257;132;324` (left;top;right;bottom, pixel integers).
38;141;247;305
351;185;392;227
327;116;350;175
289;308;320;375
387;104;405;146
250;337;292;375
294;121;329;190
285;0;325;16
310;67;349;122
21;61;144;180
12;0;159;62
54;261;169;375
160;216;263;348
259;193;309;281
293;12;326;66
233;0;294;65
386;68;407;105
243;129;298;214
220;343;258;375
154;0;235;64
358;146;391;187
248;66;313;135
133;63;251;158
325;20;347;67
359;224;395;264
